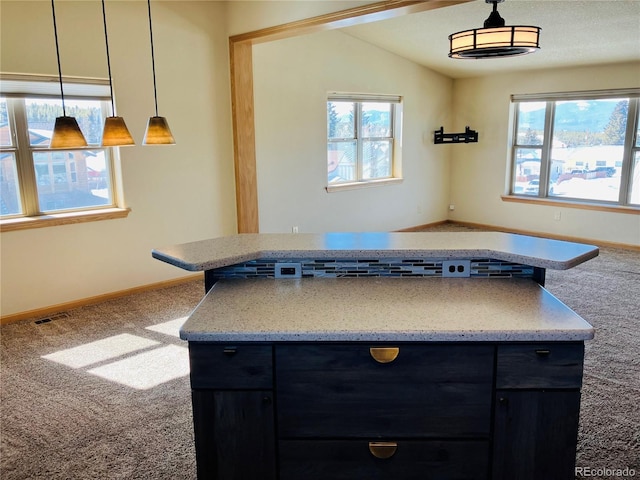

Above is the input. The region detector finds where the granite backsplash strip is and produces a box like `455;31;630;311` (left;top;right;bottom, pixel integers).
208;258;535;280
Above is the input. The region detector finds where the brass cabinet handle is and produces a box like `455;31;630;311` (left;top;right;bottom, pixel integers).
368;441;398;459
369;347;399;363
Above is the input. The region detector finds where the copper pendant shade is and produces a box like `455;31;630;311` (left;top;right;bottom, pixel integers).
142;0;175;145
50;116;88;149
100;0;135;147
49;0;88;149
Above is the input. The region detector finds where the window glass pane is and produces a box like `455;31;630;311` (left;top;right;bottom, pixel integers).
0;152;22;215
516;102;545;146
0;98;12;147
362;103;391;138
26;98;104;146
33;149;112;212
327;102;354;139
513;148;541;195
637;110;640;148
328;141;356;183
362;140;391;179
629;152;640;205
549;98;627;202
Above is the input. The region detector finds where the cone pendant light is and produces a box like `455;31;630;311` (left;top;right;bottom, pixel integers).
50;0;88;149
100;0;134;147
143;0;175;145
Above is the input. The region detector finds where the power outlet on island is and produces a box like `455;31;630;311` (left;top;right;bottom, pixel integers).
442;260;471;278
274;263;302;278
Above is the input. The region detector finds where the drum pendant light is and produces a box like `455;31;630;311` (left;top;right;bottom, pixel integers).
449;0;541;59
100;0;134;147
143;0;175;145
49;0;88;149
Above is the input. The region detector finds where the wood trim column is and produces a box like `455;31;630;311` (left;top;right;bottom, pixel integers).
230;40;258;234
228;0;473;233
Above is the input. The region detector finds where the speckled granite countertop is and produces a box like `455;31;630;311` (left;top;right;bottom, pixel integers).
181;277;594;342
153;232;598;271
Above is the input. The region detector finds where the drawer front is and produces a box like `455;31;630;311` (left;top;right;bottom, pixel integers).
279;440;489;480
496;343;584;389
189;343;272;389
276;344;493;437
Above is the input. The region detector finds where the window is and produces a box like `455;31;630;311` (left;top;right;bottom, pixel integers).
327;93;402;189
1;75;126;230
509;89;640;208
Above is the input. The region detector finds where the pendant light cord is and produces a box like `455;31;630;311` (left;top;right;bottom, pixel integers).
101;0;116;117
50;0;67;116
147;0;159;117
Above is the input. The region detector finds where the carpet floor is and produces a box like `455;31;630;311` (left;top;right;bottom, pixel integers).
1;225;638;479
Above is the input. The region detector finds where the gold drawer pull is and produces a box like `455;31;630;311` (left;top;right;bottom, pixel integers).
370;347;399;363
369;441;398;459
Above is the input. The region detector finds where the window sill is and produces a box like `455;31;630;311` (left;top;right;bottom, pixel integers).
0;207;131;232
326;177;403;193
501;195;640;215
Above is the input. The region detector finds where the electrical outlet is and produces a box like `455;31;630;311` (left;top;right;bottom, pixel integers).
274;263;302;278
292;226;299;233
449;204;455;211
554;212;561;221
442;260;471;278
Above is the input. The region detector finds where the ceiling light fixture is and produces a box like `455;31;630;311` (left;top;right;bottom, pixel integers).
449;0;541;59
49;0;88;149
143;0;175;145
100;0;135;147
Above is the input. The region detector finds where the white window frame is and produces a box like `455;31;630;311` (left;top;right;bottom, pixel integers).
0;74;129;232
326;93;403;192
506;88;640;212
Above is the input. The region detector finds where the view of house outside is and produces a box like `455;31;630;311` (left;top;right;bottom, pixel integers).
327;100;394;184
0;97;113;216
513;97;639;205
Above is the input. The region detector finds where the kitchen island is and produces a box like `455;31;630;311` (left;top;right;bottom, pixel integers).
152;232;599;480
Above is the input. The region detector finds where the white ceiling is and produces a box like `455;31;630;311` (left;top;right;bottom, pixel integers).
340;0;640;79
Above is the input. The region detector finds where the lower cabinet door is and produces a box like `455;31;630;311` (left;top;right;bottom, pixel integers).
191;390;276;480
279;440;490;480
492;390;581;480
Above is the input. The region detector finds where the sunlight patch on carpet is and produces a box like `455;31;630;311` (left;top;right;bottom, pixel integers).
145;317;187;338
42;333;160;368
87;344;190;390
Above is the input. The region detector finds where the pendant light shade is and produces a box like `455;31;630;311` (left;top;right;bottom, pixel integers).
449;0;540;59
143;116;175;145
102;116;135;147
100;0;134;147
50;0;88;148
50;116;88;149
143;0;175;145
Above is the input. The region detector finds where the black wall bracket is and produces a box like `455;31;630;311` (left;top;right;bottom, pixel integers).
434;126;478;144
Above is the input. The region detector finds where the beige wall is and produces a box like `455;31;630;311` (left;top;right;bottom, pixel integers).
253;30;452;233
1;0;638;318
0;1;237;317
449;62;640;246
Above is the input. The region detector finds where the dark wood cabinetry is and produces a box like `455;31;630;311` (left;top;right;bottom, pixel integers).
492;343;584;480
188;342;584;480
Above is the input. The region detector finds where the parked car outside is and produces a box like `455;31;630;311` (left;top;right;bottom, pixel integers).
594;166;616;177
524;180;539;194
524;179;555;195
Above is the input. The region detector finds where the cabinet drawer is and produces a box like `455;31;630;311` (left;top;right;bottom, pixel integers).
276;344;493;437
279;440;489;480
496;343;584;389
189;343;272;389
